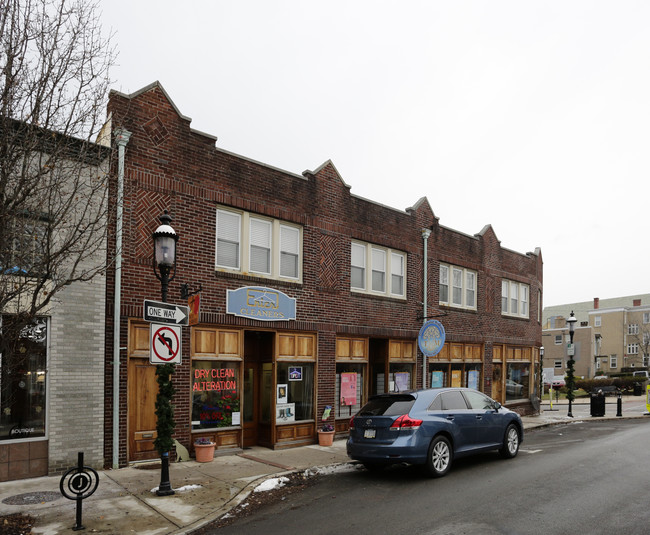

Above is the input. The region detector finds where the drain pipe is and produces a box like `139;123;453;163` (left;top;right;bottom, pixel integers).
113;129;131;469
421;228;431;389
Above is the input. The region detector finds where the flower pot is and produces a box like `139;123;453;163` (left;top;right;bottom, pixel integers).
317;430;335;447
194;443;215;462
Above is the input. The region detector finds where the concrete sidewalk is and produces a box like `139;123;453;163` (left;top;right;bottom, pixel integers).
2;404;648;535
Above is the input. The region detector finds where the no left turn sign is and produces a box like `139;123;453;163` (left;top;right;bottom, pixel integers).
150;323;182;364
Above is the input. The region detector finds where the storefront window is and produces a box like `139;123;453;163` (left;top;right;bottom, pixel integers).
276;363;314;422
0;316;47;441
389;363;412;392
506;362;530;402
335;363;365;418
429;364;448;388
191;361;240;430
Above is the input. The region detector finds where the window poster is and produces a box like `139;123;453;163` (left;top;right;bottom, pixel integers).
451;369;462;388
340;373;357;406
277;384;288;404
395;372;410;392
430;371;444;388
289;366;302;381
276;403;295;422
468;370;479;390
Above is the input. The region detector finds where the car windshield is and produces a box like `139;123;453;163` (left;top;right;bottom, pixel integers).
358;395;415;416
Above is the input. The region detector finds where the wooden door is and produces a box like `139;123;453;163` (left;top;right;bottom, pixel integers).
128;358;159;461
242;362;259;448
492;364;503;403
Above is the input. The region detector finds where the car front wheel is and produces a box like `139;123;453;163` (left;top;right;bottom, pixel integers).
425;435;452;478
500;424;520;459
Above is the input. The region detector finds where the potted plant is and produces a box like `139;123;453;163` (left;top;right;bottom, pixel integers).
194;437;215;462
317;423;335;446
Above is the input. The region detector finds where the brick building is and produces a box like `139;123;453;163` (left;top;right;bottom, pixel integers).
104;82;543;467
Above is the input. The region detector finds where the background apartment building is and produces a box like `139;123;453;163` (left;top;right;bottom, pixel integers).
543;294;650;378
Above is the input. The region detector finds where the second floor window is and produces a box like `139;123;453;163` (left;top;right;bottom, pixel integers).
0;215;48;275
351;241;406;298
627;343;639;355
215;207;302;282
501;280;530;318
439;264;477;310
628;324;639;335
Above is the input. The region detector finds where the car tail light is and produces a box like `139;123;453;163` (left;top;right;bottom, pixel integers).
349;416;355;430
390;414;422;430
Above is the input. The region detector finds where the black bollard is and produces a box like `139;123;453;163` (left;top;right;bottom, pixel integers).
616;392;622;417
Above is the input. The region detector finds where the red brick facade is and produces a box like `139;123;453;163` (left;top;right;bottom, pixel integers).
103;82;542;468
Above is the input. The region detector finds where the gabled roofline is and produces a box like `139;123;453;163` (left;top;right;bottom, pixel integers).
109;81;218;142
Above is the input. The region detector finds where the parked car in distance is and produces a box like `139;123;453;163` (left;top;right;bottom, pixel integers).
506;379;524;396
632;371;649;380
544;377;566;388
346;388;523;478
594;375;609;380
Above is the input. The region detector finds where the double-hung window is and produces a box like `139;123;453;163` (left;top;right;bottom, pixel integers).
627;343;639;355
628;324;639;335
0;215;48;275
250;218;271;275
351;241;406;298
215;207;302;282
351;243;366;290
439;264;477;310
371;248;386;292
280;225;299;279
501;280;530;318
216;210;241;270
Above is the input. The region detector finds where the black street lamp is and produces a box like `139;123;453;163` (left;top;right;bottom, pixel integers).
152;210;178;497
153;211;178;302
566;311;577;418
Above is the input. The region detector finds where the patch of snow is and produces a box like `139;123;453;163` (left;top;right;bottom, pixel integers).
150;484;203;494
254;477;289;493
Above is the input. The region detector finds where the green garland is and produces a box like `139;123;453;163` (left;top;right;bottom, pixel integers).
566;358;576;403
154;363;176;456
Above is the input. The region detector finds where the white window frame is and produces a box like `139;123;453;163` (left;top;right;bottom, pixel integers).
215;207;302;282
628;323;639;335
644;354;650;367
610;355;617;368
371;248;386;293
555;335;562;345
351;241;406;299
627;343;639;355
644;312;650;324
554;360;562;369
439;263;477;311
279;224;300;279
594;316;601;327
215;209;241;270
501;280;530;319
249;217;272;275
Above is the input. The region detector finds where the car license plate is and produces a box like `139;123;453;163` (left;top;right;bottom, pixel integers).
364;429;376;439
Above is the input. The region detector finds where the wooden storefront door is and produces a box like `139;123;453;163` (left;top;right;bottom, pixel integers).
128;358;159;461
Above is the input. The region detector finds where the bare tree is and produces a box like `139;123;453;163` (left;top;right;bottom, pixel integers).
0;0;115;353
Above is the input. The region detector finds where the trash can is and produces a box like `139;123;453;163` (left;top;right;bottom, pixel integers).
633;382;643;396
590;390;606;417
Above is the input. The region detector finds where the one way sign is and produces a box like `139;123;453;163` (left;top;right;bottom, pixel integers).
143;299;189;326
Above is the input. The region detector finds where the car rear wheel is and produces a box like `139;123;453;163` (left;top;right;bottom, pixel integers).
500;424;520;459
425;435;452;478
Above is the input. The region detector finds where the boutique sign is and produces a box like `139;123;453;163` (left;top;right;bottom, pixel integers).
226;286;296;321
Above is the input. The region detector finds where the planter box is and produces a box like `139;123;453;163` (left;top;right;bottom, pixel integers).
194;443;215;462
317;430;335;447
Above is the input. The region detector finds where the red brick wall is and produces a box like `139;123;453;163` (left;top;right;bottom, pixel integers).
103;83;542;465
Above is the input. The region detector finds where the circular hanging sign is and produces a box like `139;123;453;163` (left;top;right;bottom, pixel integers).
418;320;446;357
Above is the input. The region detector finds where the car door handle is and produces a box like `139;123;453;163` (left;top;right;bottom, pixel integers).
446;416;454;421
475;416;483;420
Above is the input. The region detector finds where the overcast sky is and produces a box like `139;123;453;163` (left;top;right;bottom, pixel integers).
100;1;650;307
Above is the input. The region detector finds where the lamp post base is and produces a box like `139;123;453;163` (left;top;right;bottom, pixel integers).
156;452;175;496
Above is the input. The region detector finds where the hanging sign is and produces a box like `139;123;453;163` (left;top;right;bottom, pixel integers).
226;286;296;321
418;320;446;357
150;323;182;364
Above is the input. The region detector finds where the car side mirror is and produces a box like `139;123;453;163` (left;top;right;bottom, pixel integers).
493;402;502;411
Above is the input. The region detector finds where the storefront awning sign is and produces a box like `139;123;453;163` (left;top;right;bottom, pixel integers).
418;319;446;357
226;286;296;321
